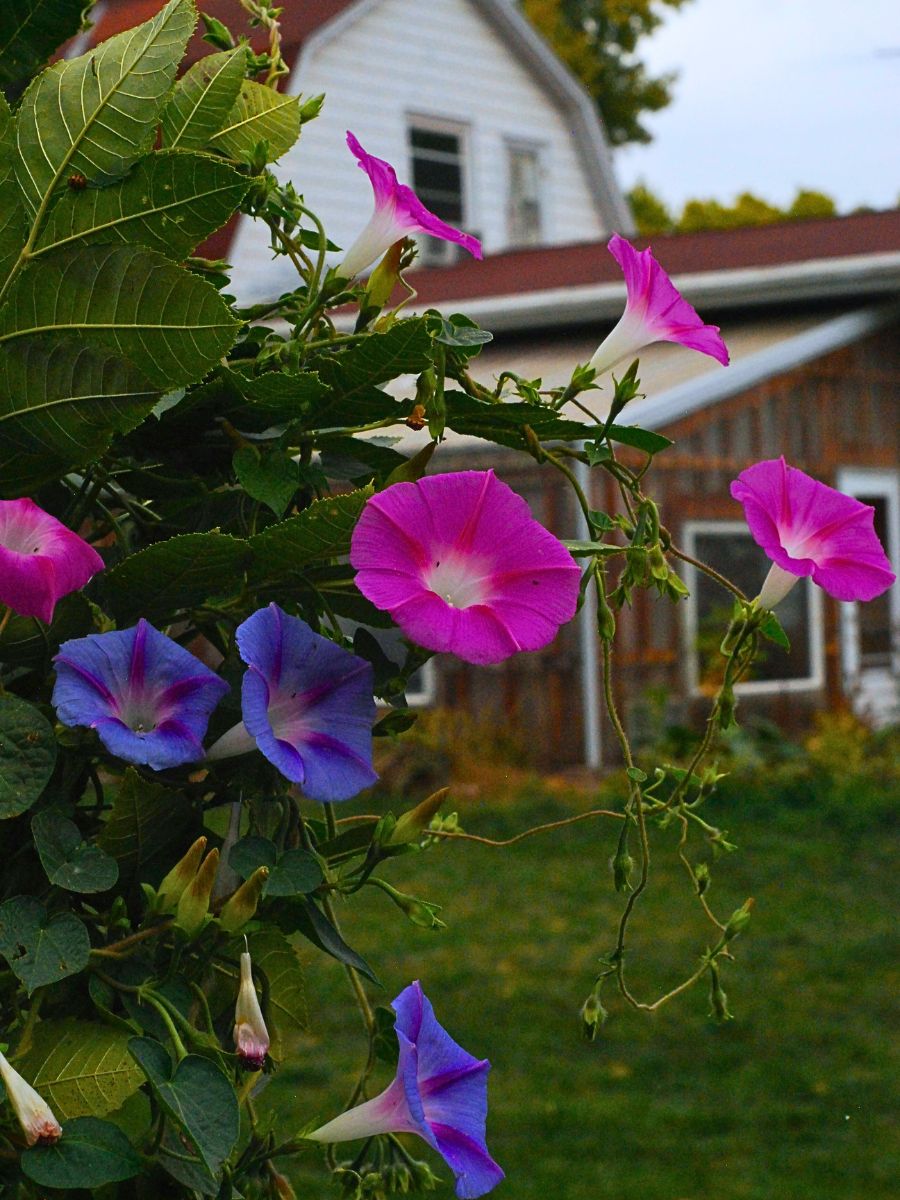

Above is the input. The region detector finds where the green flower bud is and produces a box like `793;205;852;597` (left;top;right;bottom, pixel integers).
648;543;668;581
693;863;711;896
597;596;616;641
580;990;609;1041
724;899;754;941
612;846;634;894
175;848;219;938
218;866;270;933
157;836;207;912
387;788;450;846
375;879;446;930
708;960;733;1023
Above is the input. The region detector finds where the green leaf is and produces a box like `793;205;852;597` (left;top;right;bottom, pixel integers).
759;610;791;650
207;79;301;163
161;47;247;150
229;835;323;897
0;95;26;290
0;695;57;819
22;1117;141;1189
430;312;493;349
128;1039;240;1176
16;1020;146;1118
0;0;91;89
103;531;250;624
234;446;298;517
443;390;589;448
0;244;240;389
32;810;119;893
0;897;90;993
605;424;672;455
14;0;196;215
35;150;249;263
292;898;380;985
217;366;330;427
0;338;158;496
250;488;372;578
98;769;195;883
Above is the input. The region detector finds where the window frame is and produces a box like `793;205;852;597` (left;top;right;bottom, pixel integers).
505;138;545;248
406;114;473;265
680;520;825;696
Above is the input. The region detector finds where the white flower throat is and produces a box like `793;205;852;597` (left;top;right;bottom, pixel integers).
426;554;490;609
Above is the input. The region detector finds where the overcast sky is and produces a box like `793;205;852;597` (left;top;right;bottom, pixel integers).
616;0;900;213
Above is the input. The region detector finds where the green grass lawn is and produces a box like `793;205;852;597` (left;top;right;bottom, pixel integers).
266;762;898;1200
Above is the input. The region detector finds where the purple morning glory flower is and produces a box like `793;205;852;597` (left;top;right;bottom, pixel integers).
206;604;377;803
53;620;230;770
590;234;729;375
339;131;483;278
731;456;896;607
350;470;581;666
308;981;504;1199
0;498;104;623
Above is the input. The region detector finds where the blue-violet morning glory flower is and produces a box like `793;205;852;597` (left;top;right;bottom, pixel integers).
206;603;378;802
307;981;504;1199
53;619;230;770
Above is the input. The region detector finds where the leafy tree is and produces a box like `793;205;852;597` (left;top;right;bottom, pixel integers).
522;0;693;146
787;189;837;220
627;180;674;235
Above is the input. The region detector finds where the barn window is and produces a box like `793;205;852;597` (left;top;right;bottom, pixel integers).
408;122;469;266
681;521;825;694
507;143;542;246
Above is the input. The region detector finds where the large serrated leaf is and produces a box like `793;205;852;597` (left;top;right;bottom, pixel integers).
0;897;90;993
161;47;248;150
0;244;239;389
103;531;250;623
35;150;249;262
14;0;195;217
0;96;26;290
250;488;373;578
0;694;57;819
0;338;158;496
207;78;301;163
0;0;91;88
98;769;195;883
16;1020;145;1118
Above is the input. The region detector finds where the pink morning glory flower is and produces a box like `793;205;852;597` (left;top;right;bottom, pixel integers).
731;457;896;608
590;234;729;375
52;620;230;770
307;981;504;1199
339;131;483;279
350;470;581;666
0;498;104;623
233;950;270;1071
206;604;377;802
0;1049;62;1147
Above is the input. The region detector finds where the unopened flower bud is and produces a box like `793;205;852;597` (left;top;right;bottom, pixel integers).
580;990;608;1041
387;788;450;847
233;951;270;1071
597;596;616;641
693;863;711;896
270;1166;298;1198
158;836;207;912
376;880;446;930
0;1050;62;1146
708;961;733;1023
724;899;753;941
648;543;668;582
175;847;219;938
218;866;270;933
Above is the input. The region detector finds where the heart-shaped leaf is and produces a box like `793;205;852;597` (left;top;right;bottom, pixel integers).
128;1038;239;1175
32;810;119;893
0;695;57;819
233;446;298;518
22;1117;141;1189
0;896;90;993
229;835;323;897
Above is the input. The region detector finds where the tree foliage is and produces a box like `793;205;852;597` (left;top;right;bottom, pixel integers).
627;181;840;235
522;0;693;146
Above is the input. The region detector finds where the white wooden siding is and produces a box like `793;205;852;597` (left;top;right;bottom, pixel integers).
229;0;608;299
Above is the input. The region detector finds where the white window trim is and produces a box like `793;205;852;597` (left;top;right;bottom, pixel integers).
406;113;475;253
681;520;826;696
835;467;900;682
404;658;437;708
504;138;546;247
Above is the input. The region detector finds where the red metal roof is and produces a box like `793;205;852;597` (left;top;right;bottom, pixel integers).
402;209;900;307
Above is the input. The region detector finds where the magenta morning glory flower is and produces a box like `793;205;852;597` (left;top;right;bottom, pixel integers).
308;981;504;1199
206;604;377;802
731;456;896;608
350;470;581;666
0;498;104;623
339;131;483;278
590;234;729;375
53;620;230;770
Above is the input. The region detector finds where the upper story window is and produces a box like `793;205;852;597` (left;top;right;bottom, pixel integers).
507;143;542;247
408;122;468;266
